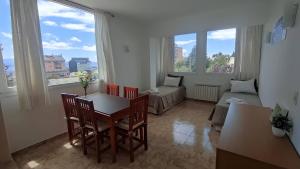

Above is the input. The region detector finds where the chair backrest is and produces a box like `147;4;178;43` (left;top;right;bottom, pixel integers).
75;97;98;131
124;86;138;99
129;94;149;130
61;93;79;119
106;83;120;96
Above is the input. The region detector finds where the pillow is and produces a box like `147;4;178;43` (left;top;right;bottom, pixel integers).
164;76;181;87
231;78;259;93
168;74;184;86
230;79;257;94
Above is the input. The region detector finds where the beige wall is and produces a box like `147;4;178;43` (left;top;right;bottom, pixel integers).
259;0;300;154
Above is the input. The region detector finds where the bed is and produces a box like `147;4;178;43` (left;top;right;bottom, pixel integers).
145;86;186;115
210;91;262;130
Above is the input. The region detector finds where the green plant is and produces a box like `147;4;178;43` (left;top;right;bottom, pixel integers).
78;71;92;96
271;112;293;133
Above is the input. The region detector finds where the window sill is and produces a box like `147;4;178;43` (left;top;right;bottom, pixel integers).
205;72;234;76
0;88;17;98
170;72;197;75
0;80;100;98
48;80;100;90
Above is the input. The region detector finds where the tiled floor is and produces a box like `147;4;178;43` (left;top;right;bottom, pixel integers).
13;100;219;169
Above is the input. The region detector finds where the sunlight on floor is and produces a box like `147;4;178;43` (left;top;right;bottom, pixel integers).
27;161;39;168
202;127;214;152
63;142;73;149
172;120;196;145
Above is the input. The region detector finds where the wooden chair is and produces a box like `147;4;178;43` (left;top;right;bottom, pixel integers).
75;97;110;163
61;93;81;145
116;94;149;162
124;86;139;99
106;83;120;96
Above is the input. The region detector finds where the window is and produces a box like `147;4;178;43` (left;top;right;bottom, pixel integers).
37;0;98;86
0;0;16;89
206;28;236;73
174;33;197;72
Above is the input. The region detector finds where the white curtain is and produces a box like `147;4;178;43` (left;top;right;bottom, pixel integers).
157;37;174;85
94;10;115;92
11;0;49;110
234;25;263;81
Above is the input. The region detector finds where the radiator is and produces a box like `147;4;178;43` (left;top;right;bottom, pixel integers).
187;84;220;102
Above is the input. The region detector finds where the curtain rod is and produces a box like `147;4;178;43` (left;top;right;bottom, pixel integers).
50;0;115;17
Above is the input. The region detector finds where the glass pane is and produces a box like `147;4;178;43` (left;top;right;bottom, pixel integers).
37;0;98;86
0;0;16;87
206;28;236;73
174;33;197;72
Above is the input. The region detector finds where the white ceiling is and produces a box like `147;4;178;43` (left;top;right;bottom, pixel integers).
71;0;270;23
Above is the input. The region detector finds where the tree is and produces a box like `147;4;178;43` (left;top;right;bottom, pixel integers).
206;52;235;73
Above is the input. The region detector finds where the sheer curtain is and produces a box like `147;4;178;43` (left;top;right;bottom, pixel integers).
234;25;263;81
157;37;174;85
11;0;49;110
94;10;116;92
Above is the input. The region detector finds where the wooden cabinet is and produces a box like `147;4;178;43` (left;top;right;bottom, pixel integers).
216;103;300;169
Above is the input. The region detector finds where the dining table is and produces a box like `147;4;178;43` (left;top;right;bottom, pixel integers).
79;92;130;163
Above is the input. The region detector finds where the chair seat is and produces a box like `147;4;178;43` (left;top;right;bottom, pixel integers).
85;120;109;132
117;118;144;130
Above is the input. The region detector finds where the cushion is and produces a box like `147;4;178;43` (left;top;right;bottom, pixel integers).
85;121;109;132
230;79;257;94
168;74;184;86
231;78;259;93
163;76;181;87
117;118;144;130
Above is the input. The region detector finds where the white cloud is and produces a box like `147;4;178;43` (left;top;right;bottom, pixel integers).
38;0;94;24
175;40;196;46
82;45;96;52
1;32;12;39
70;36;81;42
208;28;236;40
43;33;59;41
42;40;75;50
60;23;95;33
43;20;58;26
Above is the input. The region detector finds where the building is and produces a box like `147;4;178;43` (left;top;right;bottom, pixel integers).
44;55;69;79
175;46;184;63
69;58;91;72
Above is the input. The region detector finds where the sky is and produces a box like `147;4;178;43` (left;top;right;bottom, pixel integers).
0;0;14;60
175;28;236;58
0;0;97;62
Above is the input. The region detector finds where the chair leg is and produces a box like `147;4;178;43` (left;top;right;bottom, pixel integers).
140;128;144;141
81;128;87;155
67;121;73;144
96;134;101;163
129;132;134;162
144;125;148;151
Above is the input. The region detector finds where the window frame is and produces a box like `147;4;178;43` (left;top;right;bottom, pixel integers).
172;32;198;74
204;27;237;75
37;0;99;87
